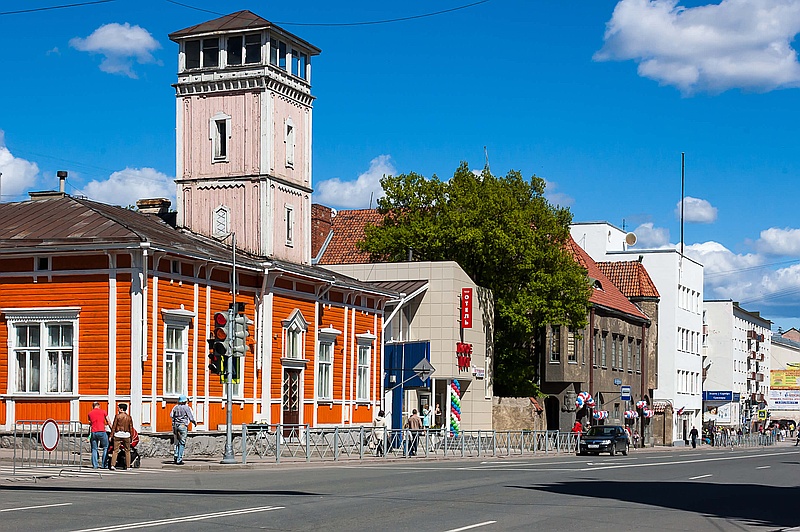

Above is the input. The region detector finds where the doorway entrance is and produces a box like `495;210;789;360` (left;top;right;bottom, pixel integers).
282;369;301;437
545;396;560;431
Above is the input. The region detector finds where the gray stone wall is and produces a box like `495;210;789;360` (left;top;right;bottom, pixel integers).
492;397;548;431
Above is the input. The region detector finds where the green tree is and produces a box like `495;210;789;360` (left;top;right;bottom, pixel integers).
359;162;592;396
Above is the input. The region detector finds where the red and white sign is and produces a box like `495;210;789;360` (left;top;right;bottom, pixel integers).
40;419;60;452
461;287;473;329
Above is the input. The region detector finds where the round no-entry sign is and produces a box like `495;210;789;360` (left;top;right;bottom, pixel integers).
41;419;60;452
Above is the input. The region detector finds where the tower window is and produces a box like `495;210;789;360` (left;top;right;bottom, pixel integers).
213;205;230;237
210;112;231;163
279;41;287;70
202;38;219;68
227;36;243;65
285;205;294;247
285;120;295;168
245;34;261;64
299;53;308;80
185;40;200;69
291;49;300;76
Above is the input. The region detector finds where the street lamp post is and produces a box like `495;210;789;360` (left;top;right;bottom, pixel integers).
220;232;237;464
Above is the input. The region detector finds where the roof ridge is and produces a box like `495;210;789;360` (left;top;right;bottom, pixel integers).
71;197;148;243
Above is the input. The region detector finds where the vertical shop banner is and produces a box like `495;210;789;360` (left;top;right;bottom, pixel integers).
461;287;473;328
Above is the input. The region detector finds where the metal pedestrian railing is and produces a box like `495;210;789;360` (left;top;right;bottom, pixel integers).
240;425;582;463
713;432;776;447
13;420;86;475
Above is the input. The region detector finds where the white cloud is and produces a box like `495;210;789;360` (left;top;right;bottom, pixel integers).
313;155;396;209
70;23;161;78
631;222;670;247
595;0;800;93
82;167;174;207
0;130;39;197
544;179;574;208
675;196;717;223
755;227;800;256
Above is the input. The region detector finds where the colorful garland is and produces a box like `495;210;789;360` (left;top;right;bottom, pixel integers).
592;410;609;420
576;391;596;409
450;380;461;436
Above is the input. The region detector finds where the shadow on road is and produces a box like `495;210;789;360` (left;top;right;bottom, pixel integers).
510;481;800;529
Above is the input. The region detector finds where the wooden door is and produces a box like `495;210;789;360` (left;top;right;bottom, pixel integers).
282;369;301;437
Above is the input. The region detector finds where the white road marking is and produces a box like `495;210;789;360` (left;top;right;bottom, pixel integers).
578;449;800;472
72;506;285;531
1;503;72;513
756;466;771;469
444;521;497;532
689;474;712;480
679;453;701;457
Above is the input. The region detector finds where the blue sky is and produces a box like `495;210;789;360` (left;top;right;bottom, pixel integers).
3;0;800;330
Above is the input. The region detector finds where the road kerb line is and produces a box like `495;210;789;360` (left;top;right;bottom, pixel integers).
688;474;712;480
444;521;497;532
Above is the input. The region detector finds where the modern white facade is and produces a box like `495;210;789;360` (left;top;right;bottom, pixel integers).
703;300;771;428
571;222;704;444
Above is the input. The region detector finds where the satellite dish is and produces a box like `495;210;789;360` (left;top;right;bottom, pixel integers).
625;232;637;246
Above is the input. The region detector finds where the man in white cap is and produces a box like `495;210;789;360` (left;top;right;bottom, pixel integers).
170;394;196;465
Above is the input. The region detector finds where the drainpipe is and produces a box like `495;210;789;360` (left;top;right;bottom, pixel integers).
588;307;595;397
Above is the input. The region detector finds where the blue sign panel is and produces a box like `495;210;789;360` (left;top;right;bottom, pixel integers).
703;391;734;402
620;385;632;401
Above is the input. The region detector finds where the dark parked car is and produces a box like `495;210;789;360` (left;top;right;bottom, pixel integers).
577;425;629;456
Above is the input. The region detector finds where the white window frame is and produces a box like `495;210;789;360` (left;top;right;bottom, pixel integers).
212;205;231;237
317;326;341;401
282;310;308;361
210;112;232;163
355;332;377;402
285;117;295;168
4;307;80;396
161;309;194;398
285;204;294;247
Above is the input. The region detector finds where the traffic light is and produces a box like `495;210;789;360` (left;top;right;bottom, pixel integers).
230;312;253;357
208;311;228;374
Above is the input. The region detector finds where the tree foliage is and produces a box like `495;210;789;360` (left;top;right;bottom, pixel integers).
359;162;592;396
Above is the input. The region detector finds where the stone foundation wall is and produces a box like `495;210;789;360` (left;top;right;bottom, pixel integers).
492;397;547;431
0;432;237;458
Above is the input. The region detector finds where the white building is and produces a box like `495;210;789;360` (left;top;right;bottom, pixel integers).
571;222;704;444
769;331;800;423
703;300;771;428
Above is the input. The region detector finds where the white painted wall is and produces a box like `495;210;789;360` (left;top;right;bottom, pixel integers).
572;222;704;444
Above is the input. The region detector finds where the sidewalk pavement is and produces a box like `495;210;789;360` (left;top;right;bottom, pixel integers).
1;439;793;473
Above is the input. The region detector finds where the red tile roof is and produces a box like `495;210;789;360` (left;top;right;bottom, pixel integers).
596;261;660;300
317;209;381;264
567;236;649;321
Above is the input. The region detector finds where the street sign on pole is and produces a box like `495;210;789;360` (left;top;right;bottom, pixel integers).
620;385;632;401
414;358;435;382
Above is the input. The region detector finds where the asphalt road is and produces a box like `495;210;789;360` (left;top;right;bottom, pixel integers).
1;445;799;532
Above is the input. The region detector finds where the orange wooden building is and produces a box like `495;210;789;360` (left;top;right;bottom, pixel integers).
0;12;396;434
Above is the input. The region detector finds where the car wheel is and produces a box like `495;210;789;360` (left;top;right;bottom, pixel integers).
622;443;629;456
610;444;616;456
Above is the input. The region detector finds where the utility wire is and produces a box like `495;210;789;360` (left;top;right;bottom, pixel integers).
705;259;800;278
164;0;491;26
0;0;114;16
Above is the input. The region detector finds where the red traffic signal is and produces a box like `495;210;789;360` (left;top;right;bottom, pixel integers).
209;312;229;374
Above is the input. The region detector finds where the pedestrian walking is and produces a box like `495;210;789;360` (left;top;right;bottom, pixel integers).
88;401;110;469
405;409;423;456
109;403;134;470
372;410;388;456
690;426;699;449
170;394;196;465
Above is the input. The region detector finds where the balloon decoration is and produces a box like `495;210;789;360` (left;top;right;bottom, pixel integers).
635;400;648;410
642;409;654;418
450;380;461;436
592;410;609;420
576;391;596;409
624;410;639;419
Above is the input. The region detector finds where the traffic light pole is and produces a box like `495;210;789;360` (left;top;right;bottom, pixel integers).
221;232;237;465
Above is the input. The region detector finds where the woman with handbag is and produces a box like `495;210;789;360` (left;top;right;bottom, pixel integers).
109;403;133;470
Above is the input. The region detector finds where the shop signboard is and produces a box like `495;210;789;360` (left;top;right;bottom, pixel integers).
461;288;473;329
771;370;800;390
769;389;800;410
